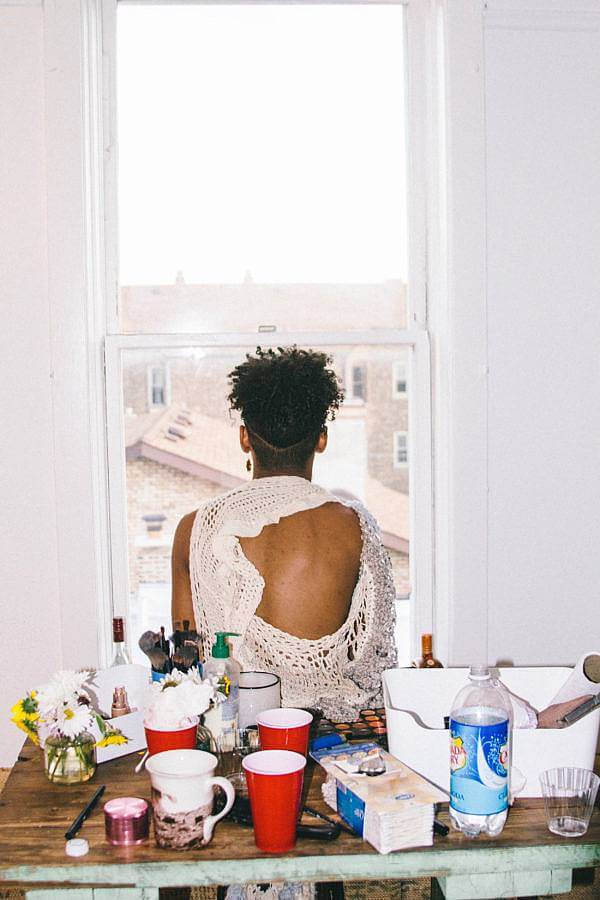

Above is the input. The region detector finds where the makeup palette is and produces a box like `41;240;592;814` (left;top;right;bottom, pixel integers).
316;707;388;749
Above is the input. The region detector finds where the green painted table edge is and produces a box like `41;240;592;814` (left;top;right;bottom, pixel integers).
1;841;598;889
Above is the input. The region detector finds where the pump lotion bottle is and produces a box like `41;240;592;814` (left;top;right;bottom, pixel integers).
203;632;241;744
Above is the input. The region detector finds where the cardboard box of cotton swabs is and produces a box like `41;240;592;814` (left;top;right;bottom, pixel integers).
311;742;447;854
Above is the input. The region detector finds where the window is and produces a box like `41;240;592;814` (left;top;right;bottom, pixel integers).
116;3;408;333
351;365;367;402
102;0;432;669
147;365;169;409
394;431;409;468
393;361;408;398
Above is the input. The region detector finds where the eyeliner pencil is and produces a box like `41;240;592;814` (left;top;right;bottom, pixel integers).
65;785;106;840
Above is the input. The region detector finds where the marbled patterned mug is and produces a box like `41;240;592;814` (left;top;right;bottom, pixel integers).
146;749;235;849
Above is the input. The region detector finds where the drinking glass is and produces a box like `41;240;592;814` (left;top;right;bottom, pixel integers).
216;727;261;795
239;672;281;729
539;767;599;837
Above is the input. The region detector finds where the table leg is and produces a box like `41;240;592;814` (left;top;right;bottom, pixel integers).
434;868;572;900
25;890;160;900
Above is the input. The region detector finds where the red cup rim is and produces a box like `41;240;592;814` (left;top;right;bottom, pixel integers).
242;749;306;776
143;716;199;733
256;708;313;729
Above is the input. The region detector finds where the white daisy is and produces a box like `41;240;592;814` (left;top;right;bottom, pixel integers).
36;670;90;715
58;703;93;739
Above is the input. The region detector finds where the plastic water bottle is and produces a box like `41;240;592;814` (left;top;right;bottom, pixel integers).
449;665;511;837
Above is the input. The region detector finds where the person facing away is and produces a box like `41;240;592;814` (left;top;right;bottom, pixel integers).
171;346;397;720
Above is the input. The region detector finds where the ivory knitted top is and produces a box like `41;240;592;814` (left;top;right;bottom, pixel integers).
190;475;397;720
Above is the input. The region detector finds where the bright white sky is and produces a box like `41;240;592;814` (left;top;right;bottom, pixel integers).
118;4;407;285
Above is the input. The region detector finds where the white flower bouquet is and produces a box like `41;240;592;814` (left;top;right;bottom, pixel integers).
144;668;217;730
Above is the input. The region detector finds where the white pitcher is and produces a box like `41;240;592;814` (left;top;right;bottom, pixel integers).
146;749;235;849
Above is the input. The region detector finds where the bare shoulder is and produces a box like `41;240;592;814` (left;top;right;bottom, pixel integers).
318;501;362;540
172;511;196;564
321;500;360;523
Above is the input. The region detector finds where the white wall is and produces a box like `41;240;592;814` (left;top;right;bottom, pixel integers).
485;4;600;664
440;0;600;665
0;3;63;765
0;0;103;767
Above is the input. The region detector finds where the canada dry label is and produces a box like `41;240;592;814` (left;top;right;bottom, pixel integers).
449;718;509;815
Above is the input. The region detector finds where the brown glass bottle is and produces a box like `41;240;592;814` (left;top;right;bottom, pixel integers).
412;633;443;668
110;617;131;666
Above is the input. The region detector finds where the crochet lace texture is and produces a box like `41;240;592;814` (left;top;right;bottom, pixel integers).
190;476;397;720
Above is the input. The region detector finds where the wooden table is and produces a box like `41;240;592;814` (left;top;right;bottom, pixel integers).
0;742;598;900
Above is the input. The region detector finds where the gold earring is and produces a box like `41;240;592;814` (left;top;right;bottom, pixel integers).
246;458;252;472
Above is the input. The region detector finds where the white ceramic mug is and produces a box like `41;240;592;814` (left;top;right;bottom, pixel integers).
146;749;235;849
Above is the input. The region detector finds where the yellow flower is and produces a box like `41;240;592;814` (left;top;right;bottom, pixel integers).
96;733;127;748
10;700;26;724
12;715;39;746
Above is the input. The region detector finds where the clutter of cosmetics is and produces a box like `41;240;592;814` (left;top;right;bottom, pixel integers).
316;708;388;749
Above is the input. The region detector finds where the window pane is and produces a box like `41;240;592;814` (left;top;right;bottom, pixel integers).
122;345;410;662
117;4;407;333
393;361;408;396
394;431;408;467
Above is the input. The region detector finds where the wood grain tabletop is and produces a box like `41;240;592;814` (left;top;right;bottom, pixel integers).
0;741;597;890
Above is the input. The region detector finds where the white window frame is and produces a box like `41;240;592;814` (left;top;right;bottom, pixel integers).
393;430;409;469
88;0;436;664
392;360;408;398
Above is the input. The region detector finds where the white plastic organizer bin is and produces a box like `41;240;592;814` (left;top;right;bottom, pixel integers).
383;666;600;798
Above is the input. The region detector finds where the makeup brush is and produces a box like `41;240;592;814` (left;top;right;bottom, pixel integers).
138;631;159;654
138;632;169;673
147;647;170;673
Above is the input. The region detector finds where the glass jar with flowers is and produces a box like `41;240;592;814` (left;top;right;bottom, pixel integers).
43;731;96;785
11;670;129;786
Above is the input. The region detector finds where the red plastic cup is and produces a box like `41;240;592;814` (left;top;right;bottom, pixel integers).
242;750;307;852
256;708;313;756
144;717;198;757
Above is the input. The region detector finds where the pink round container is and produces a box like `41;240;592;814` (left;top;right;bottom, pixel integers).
104;797;149;845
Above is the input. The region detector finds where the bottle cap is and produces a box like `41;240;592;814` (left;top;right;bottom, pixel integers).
112;617;125;643
65;838;89;857
211;631;240;659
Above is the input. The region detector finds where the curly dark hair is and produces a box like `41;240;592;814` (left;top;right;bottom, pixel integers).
227;346;344;469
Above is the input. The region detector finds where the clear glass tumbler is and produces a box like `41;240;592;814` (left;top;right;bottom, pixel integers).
216;727;261;795
539;767;599;837
238;671;281;729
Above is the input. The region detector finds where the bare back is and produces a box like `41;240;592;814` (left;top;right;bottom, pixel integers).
239;501;362;640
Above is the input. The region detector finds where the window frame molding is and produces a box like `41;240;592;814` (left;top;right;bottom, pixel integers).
91;0;438;663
